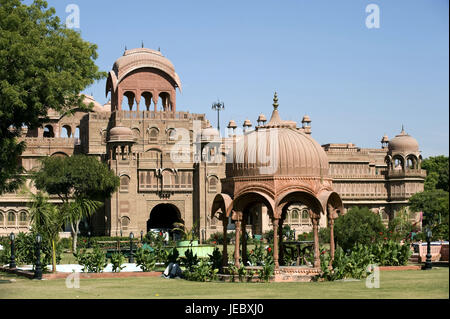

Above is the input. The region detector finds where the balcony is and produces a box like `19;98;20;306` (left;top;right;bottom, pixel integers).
387;169;427;179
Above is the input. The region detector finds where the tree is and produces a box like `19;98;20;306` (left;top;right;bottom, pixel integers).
422;156;449;192
334;207;385;251
409;189;449;240
29;192;65;273
0;0;105;194
33;155;120;251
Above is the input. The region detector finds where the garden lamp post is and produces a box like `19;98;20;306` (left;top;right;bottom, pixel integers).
9;232;16;269
129;232;135;263
87;231;91;248
120;229;123;238
422;228;433;270
140;230;144;243
293;229;296;241
34;234;42;280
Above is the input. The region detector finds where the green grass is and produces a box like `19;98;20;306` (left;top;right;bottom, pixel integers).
0;268;448;299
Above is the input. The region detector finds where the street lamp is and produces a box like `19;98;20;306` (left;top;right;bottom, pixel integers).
87;231;91;248
120;229;123;238
211;100;225;133
34;234;42;280
140;230;144;243
129;232;135;263
9;232;16;269
422;228;433;270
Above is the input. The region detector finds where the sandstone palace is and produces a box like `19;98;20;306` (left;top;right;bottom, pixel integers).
0;48;426;238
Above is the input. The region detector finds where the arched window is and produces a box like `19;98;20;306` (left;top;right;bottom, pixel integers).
19;212;28;226
290;209;300;224
167;128;176;142
61;125;72;138
301;209;310;225
7;211;16;226
158;92;171;111
121;216;130;231
43;125;55;138
122;91;137;111
0;212;4;226
141;91;153;111
149;128;159;143
393;156;404;170
406;155;417;169
208;177;218;193
120;176;130;192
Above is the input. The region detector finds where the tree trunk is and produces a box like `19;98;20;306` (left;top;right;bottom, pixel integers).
72;220;80;252
52;239;57;273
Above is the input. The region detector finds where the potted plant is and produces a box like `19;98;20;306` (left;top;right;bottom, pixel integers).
173;222;199;247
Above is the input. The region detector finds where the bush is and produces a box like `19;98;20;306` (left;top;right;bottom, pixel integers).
334;207;385;251
183;259;218;282
0;232;62;268
247;242;266;266
74;246;108;273
59;238;72;251
263;230;273;244
110;252;126;272
134;247;157;272
182;248;199;272
165;248;180;266
208;247;222;271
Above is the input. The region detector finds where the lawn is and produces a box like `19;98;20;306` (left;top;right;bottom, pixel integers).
0;268;448;299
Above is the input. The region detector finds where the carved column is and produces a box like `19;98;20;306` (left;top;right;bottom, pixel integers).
222;213;228;268
312;217;320;268
278;218;284;266
329;218;335;267
273;217;280;269
241;216;248;266
232;211;242;268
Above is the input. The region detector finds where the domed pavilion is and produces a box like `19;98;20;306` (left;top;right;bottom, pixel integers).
212;93;343;273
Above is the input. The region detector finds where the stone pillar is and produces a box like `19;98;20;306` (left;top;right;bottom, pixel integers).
234;219;241;268
329;218;335;267
312;217;320;268
273;218;280;269
222;214;228;268
278;218;284;266
242;217;247;266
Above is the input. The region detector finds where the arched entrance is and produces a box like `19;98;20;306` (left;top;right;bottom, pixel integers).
147;204;182;232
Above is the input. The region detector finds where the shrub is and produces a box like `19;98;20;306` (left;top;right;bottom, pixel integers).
334;207;385;251
134;247;157;272
263;230;273;244
184;259;218;282
165;248;180;266
247;242;266;266
0;232;62;268
110;252;126;272
74;246;108;273
182;248;199;272
208;247;222;271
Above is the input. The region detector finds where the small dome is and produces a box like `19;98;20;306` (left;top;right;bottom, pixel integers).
257;114;267;123
83;95;104;112
302;115;311;123
108;126;136;143
112;48;182;92
381;134;389;143
388;128;419;153
197;126;220;142
227;120;237;129
243;119;252;127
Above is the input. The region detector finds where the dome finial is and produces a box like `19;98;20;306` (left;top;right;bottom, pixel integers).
273;92;279;110
141;40;144;48
401;125;406;135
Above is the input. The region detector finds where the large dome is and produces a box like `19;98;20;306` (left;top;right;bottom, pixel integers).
111;48;182;91
226;93;329;178
108;126;136;143
388;128;419;154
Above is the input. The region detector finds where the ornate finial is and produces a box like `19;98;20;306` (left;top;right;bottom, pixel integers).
158;47;161;52
141;41;144;48
273;92;279;110
401;125;406;134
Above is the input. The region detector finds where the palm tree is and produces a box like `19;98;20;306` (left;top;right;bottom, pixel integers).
64;198;103;252
29;192;66;273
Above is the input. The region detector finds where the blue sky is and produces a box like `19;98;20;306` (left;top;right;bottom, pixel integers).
43;0;448;157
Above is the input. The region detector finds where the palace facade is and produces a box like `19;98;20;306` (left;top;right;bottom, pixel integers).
0;48;425;239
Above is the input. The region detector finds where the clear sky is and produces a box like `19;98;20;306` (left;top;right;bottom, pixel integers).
42;0;448;158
